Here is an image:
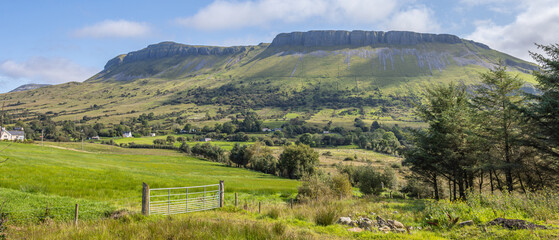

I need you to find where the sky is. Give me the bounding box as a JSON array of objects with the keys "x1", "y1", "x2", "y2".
[{"x1": 0, "y1": 0, "x2": 558, "y2": 93}]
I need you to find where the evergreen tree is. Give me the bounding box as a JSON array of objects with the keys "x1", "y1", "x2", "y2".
[
  {"x1": 471, "y1": 63, "x2": 528, "y2": 193},
  {"x1": 404, "y1": 83, "x2": 472, "y2": 199},
  {"x1": 526, "y1": 44, "x2": 559, "y2": 155}
]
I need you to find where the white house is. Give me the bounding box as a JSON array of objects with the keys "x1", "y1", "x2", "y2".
[
  {"x1": 122, "y1": 132, "x2": 133, "y2": 138},
  {"x1": 203, "y1": 138, "x2": 211, "y2": 142},
  {"x1": 1, "y1": 127, "x2": 25, "y2": 141}
]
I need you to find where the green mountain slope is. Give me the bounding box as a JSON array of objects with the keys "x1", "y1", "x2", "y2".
[{"x1": 1, "y1": 30, "x2": 537, "y2": 129}]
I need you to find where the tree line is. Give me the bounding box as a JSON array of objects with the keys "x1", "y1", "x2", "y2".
[{"x1": 405, "y1": 44, "x2": 559, "y2": 200}]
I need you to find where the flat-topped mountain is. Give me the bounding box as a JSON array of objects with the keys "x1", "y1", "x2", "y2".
[
  {"x1": 269, "y1": 30, "x2": 468, "y2": 47},
  {"x1": 3, "y1": 30, "x2": 538, "y2": 127},
  {"x1": 89, "y1": 30, "x2": 534, "y2": 83}
]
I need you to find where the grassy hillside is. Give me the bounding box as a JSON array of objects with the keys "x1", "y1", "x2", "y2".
[
  {"x1": 0, "y1": 142, "x2": 298, "y2": 223},
  {"x1": 0, "y1": 33, "x2": 538, "y2": 133}
]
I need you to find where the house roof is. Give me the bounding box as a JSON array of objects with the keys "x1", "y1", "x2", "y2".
[{"x1": 7, "y1": 131, "x2": 24, "y2": 136}]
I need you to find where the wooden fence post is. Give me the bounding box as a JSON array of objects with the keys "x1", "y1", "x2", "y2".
[
  {"x1": 142, "y1": 182, "x2": 150, "y2": 216},
  {"x1": 74, "y1": 203, "x2": 79, "y2": 226},
  {"x1": 290, "y1": 198, "x2": 293, "y2": 209},
  {"x1": 219, "y1": 180, "x2": 224, "y2": 208},
  {"x1": 235, "y1": 192, "x2": 238, "y2": 207},
  {"x1": 259, "y1": 202, "x2": 261, "y2": 214}
]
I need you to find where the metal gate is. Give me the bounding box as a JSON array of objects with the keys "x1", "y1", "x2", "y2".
[{"x1": 142, "y1": 181, "x2": 223, "y2": 215}]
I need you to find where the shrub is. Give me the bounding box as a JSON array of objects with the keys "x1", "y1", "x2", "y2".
[
  {"x1": 267, "y1": 207, "x2": 282, "y2": 219},
  {"x1": 297, "y1": 174, "x2": 332, "y2": 201},
  {"x1": 314, "y1": 206, "x2": 338, "y2": 226},
  {"x1": 330, "y1": 174, "x2": 353, "y2": 198},
  {"x1": 278, "y1": 144, "x2": 319, "y2": 179}
]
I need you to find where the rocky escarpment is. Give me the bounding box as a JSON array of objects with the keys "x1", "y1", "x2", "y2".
[
  {"x1": 104, "y1": 41, "x2": 247, "y2": 70},
  {"x1": 270, "y1": 30, "x2": 466, "y2": 48}
]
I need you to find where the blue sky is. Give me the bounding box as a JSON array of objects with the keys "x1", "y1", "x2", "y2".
[{"x1": 0, "y1": 0, "x2": 558, "y2": 93}]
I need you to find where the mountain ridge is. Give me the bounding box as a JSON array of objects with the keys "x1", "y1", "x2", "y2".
[{"x1": 9, "y1": 84, "x2": 51, "y2": 93}]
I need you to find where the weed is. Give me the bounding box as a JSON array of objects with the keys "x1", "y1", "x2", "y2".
[{"x1": 314, "y1": 205, "x2": 338, "y2": 226}]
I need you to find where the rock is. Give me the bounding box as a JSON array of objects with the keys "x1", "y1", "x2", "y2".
[
  {"x1": 109, "y1": 209, "x2": 132, "y2": 220},
  {"x1": 392, "y1": 228, "x2": 406, "y2": 233},
  {"x1": 393, "y1": 220, "x2": 405, "y2": 229},
  {"x1": 376, "y1": 216, "x2": 389, "y2": 228},
  {"x1": 487, "y1": 218, "x2": 548, "y2": 230},
  {"x1": 379, "y1": 226, "x2": 391, "y2": 233},
  {"x1": 348, "y1": 227, "x2": 363, "y2": 233},
  {"x1": 104, "y1": 42, "x2": 247, "y2": 70},
  {"x1": 338, "y1": 217, "x2": 353, "y2": 225},
  {"x1": 357, "y1": 217, "x2": 374, "y2": 229},
  {"x1": 269, "y1": 30, "x2": 464, "y2": 48},
  {"x1": 392, "y1": 211, "x2": 399, "y2": 214},
  {"x1": 459, "y1": 220, "x2": 474, "y2": 227}
]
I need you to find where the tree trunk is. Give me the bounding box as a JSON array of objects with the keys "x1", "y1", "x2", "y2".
[
  {"x1": 489, "y1": 170, "x2": 494, "y2": 194},
  {"x1": 433, "y1": 175, "x2": 439, "y2": 200},
  {"x1": 453, "y1": 178, "x2": 457, "y2": 201},
  {"x1": 479, "y1": 170, "x2": 484, "y2": 195},
  {"x1": 517, "y1": 172, "x2": 527, "y2": 194},
  {"x1": 448, "y1": 177, "x2": 452, "y2": 201}
]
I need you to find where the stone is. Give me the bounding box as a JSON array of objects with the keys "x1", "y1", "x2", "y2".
[
  {"x1": 379, "y1": 226, "x2": 391, "y2": 233},
  {"x1": 487, "y1": 218, "x2": 548, "y2": 230},
  {"x1": 357, "y1": 217, "x2": 374, "y2": 229},
  {"x1": 348, "y1": 227, "x2": 363, "y2": 232},
  {"x1": 338, "y1": 217, "x2": 353, "y2": 225},
  {"x1": 459, "y1": 220, "x2": 474, "y2": 227},
  {"x1": 391, "y1": 220, "x2": 405, "y2": 229},
  {"x1": 376, "y1": 216, "x2": 389, "y2": 228}
]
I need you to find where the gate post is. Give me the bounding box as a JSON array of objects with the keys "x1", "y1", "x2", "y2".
[
  {"x1": 219, "y1": 180, "x2": 224, "y2": 208},
  {"x1": 142, "y1": 182, "x2": 150, "y2": 216}
]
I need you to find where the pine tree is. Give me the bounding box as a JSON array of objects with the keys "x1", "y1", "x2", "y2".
[
  {"x1": 471, "y1": 62, "x2": 527, "y2": 192},
  {"x1": 527, "y1": 44, "x2": 559, "y2": 155}
]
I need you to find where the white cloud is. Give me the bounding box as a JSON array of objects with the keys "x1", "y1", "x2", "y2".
[
  {"x1": 176, "y1": 0, "x2": 398, "y2": 30},
  {"x1": 73, "y1": 20, "x2": 150, "y2": 38},
  {"x1": 467, "y1": 0, "x2": 559, "y2": 61},
  {"x1": 388, "y1": 6, "x2": 441, "y2": 33},
  {"x1": 0, "y1": 57, "x2": 99, "y2": 84}
]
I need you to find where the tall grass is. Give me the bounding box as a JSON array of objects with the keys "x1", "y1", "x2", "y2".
[{"x1": 424, "y1": 191, "x2": 559, "y2": 227}]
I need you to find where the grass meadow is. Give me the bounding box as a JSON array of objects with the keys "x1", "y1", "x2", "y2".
[{"x1": 0, "y1": 142, "x2": 297, "y2": 224}]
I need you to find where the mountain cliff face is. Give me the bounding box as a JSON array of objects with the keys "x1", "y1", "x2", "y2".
[
  {"x1": 269, "y1": 30, "x2": 468, "y2": 47},
  {"x1": 103, "y1": 42, "x2": 248, "y2": 70},
  {"x1": 88, "y1": 30, "x2": 535, "y2": 84}
]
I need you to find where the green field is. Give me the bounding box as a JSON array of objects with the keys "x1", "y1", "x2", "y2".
[
  {"x1": 111, "y1": 136, "x2": 257, "y2": 150},
  {"x1": 0, "y1": 142, "x2": 298, "y2": 223}
]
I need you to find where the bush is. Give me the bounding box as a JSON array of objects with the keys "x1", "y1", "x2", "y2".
[
  {"x1": 278, "y1": 144, "x2": 319, "y2": 179},
  {"x1": 330, "y1": 174, "x2": 353, "y2": 198},
  {"x1": 179, "y1": 142, "x2": 191, "y2": 154},
  {"x1": 314, "y1": 206, "x2": 338, "y2": 226},
  {"x1": 357, "y1": 166, "x2": 395, "y2": 195},
  {"x1": 297, "y1": 173, "x2": 352, "y2": 201},
  {"x1": 191, "y1": 143, "x2": 227, "y2": 163}
]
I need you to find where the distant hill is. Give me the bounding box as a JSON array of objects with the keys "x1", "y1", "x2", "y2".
[
  {"x1": 0, "y1": 30, "x2": 538, "y2": 129},
  {"x1": 9, "y1": 84, "x2": 50, "y2": 93}
]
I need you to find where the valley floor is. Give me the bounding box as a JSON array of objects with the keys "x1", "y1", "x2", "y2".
[{"x1": 0, "y1": 142, "x2": 558, "y2": 239}]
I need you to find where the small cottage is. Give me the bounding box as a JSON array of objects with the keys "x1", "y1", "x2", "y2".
[{"x1": 1, "y1": 127, "x2": 25, "y2": 141}]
